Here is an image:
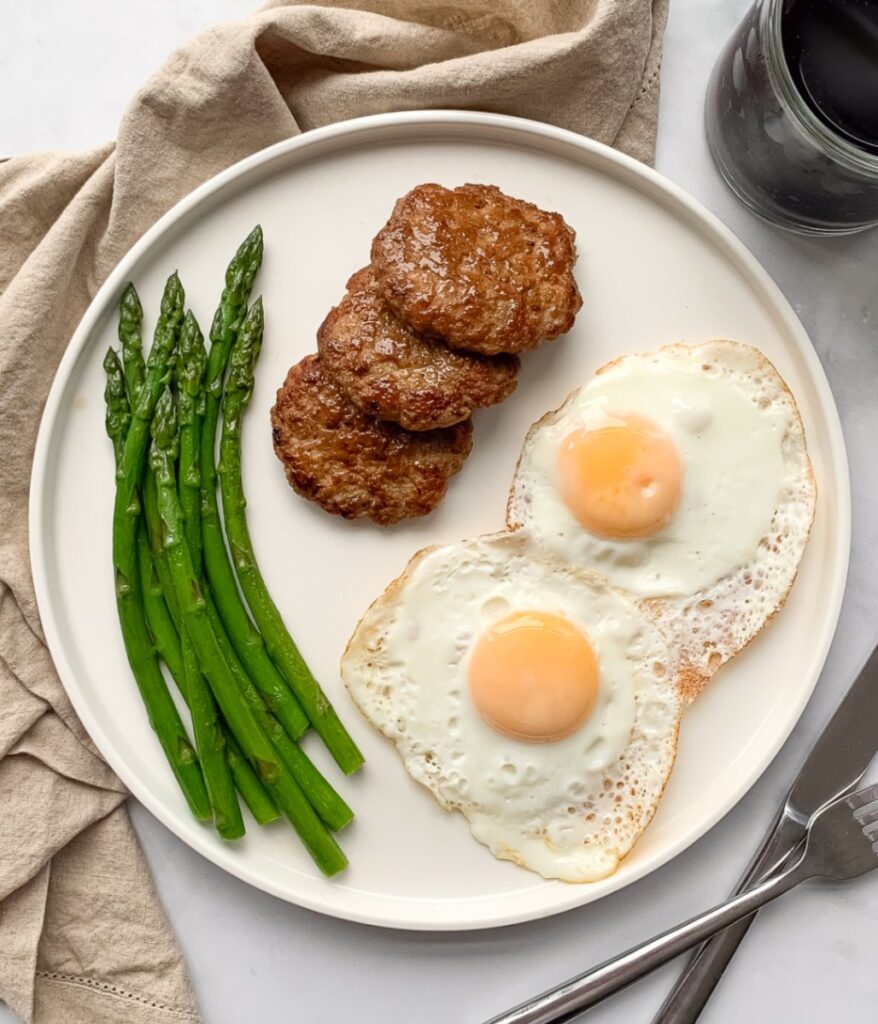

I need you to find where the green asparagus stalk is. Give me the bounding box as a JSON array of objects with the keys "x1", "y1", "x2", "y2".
[
  {"x1": 107, "y1": 344, "x2": 175, "y2": 687},
  {"x1": 145, "y1": 449, "x2": 350, "y2": 830},
  {"x1": 177, "y1": 311, "x2": 207, "y2": 573},
  {"x1": 107, "y1": 350, "x2": 166, "y2": 673},
  {"x1": 175, "y1": 309, "x2": 276, "y2": 823},
  {"x1": 171, "y1": 310, "x2": 245, "y2": 837},
  {"x1": 150, "y1": 455, "x2": 349, "y2": 830},
  {"x1": 198, "y1": 230, "x2": 309, "y2": 741},
  {"x1": 220, "y1": 299, "x2": 364, "y2": 776},
  {"x1": 115, "y1": 286, "x2": 169, "y2": 666},
  {"x1": 140, "y1": 470, "x2": 279, "y2": 826},
  {"x1": 203, "y1": 594, "x2": 352, "y2": 832},
  {"x1": 108, "y1": 347, "x2": 177, "y2": 689},
  {"x1": 207, "y1": 227, "x2": 263, "y2": 397},
  {"x1": 150, "y1": 388, "x2": 347, "y2": 876},
  {"x1": 113, "y1": 287, "x2": 241, "y2": 831},
  {"x1": 156, "y1": 409, "x2": 244, "y2": 840},
  {"x1": 103, "y1": 349, "x2": 130, "y2": 467},
  {"x1": 188, "y1": 275, "x2": 351, "y2": 828},
  {"x1": 140, "y1": 571, "x2": 279, "y2": 826},
  {"x1": 182, "y1": 557, "x2": 244, "y2": 838},
  {"x1": 137, "y1": 521, "x2": 177, "y2": 661},
  {"x1": 112, "y1": 281, "x2": 276, "y2": 828},
  {"x1": 108, "y1": 277, "x2": 210, "y2": 820},
  {"x1": 118, "y1": 283, "x2": 145, "y2": 403},
  {"x1": 224, "y1": 747, "x2": 279, "y2": 825},
  {"x1": 124, "y1": 271, "x2": 183, "y2": 451}
]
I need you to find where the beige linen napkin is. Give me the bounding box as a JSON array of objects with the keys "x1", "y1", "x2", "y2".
[{"x1": 0, "y1": 2, "x2": 669, "y2": 1021}]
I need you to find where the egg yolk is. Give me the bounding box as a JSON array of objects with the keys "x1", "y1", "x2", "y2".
[
  {"x1": 468, "y1": 611, "x2": 598, "y2": 743},
  {"x1": 557, "y1": 416, "x2": 682, "y2": 539}
]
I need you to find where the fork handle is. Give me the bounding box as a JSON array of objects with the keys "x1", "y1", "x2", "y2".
[
  {"x1": 484, "y1": 858, "x2": 810, "y2": 1024},
  {"x1": 650, "y1": 813, "x2": 804, "y2": 1024}
]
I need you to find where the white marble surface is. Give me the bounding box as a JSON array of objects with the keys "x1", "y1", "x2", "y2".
[{"x1": 4, "y1": 1, "x2": 878, "y2": 1022}]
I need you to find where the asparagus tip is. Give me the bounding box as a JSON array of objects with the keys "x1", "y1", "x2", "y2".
[
  {"x1": 120, "y1": 282, "x2": 143, "y2": 316},
  {"x1": 151, "y1": 386, "x2": 178, "y2": 446},
  {"x1": 231, "y1": 226, "x2": 264, "y2": 275}
]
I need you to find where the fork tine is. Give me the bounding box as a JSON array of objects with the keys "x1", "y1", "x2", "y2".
[
  {"x1": 853, "y1": 798, "x2": 878, "y2": 826},
  {"x1": 848, "y1": 783, "x2": 878, "y2": 814},
  {"x1": 850, "y1": 781, "x2": 878, "y2": 802},
  {"x1": 846, "y1": 786, "x2": 878, "y2": 861}
]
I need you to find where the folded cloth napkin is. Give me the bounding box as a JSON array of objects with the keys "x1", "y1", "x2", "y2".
[{"x1": 0, "y1": 1, "x2": 669, "y2": 1020}]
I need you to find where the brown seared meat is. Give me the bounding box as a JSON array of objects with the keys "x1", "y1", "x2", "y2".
[
  {"x1": 270, "y1": 355, "x2": 473, "y2": 525},
  {"x1": 371, "y1": 183, "x2": 582, "y2": 356},
  {"x1": 317, "y1": 267, "x2": 520, "y2": 431}
]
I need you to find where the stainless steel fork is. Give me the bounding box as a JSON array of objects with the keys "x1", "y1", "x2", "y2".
[{"x1": 484, "y1": 784, "x2": 878, "y2": 1024}]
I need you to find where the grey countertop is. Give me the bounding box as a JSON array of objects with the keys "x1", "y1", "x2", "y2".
[{"x1": 4, "y1": 1, "x2": 878, "y2": 1021}]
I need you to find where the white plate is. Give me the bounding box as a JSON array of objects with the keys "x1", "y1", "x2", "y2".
[{"x1": 30, "y1": 112, "x2": 850, "y2": 931}]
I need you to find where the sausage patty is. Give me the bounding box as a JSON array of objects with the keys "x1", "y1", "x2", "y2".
[
  {"x1": 370, "y1": 183, "x2": 582, "y2": 356},
  {"x1": 270, "y1": 355, "x2": 473, "y2": 525},
  {"x1": 317, "y1": 267, "x2": 520, "y2": 431}
]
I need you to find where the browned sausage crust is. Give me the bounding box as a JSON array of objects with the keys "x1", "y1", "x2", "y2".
[
  {"x1": 317, "y1": 267, "x2": 520, "y2": 431},
  {"x1": 270, "y1": 355, "x2": 473, "y2": 525},
  {"x1": 371, "y1": 183, "x2": 582, "y2": 355}
]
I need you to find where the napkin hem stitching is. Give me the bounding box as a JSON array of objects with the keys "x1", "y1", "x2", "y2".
[
  {"x1": 633, "y1": 65, "x2": 660, "y2": 106},
  {"x1": 36, "y1": 971, "x2": 200, "y2": 1020}
]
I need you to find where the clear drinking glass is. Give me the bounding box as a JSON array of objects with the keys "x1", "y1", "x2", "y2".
[{"x1": 705, "y1": 0, "x2": 878, "y2": 235}]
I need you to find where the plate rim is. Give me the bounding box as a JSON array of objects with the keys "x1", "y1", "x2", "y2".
[{"x1": 28, "y1": 109, "x2": 851, "y2": 931}]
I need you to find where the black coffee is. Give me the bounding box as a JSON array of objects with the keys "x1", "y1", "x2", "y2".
[
  {"x1": 782, "y1": 0, "x2": 878, "y2": 153},
  {"x1": 705, "y1": 0, "x2": 878, "y2": 233}
]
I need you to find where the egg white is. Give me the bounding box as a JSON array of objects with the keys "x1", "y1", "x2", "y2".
[
  {"x1": 509, "y1": 341, "x2": 816, "y2": 698},
  {"x1": 342, "y1": 533, "x2": 682, "y2": 882}
]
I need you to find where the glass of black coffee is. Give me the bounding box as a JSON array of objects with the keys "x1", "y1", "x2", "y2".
[{"x1": 706, "y1": 0, "x2": 878, "y2": 234}]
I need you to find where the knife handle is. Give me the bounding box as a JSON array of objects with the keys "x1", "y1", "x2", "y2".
[
  {"x1": 650, "y1": 811, "x2": 804, "y2": 1024},
  {"x1": 484, "y1": 853, "x2": 811, "y2": 1024}
]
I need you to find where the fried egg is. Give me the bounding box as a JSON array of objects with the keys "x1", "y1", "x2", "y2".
[
  {"x1": 342, "y1": 533, "x2": 682, "y2": 882},
  {"x1": 508, "y1": 341, "x2": 816, "y2": 698}
]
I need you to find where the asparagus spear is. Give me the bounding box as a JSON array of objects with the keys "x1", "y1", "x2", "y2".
[
  {"x1": 140, "y1": 567, "x2": 280, "y2": 826},
  {"x1": 150, "y1": 388, "x2": 347, "y2": 876},
  {"x1": 107, "y1": 346, "x2": 174, "y2": 682},
  {"x1": 177, "y1": 311, "x2": 207, "y2": 572},
  {"x1": 103, "y1": 349, "x2": 130, "y2": 467},
  {"x1": 148, "y1": 442, "x2": 351, "y2": 830},
  {"x1": 223, "y1": 745, "x2": 279, "y2": 825},
  {"x1": 140, "y1": 469, "x2": 279, "y2": 826},
  {"x1": 106, "y1": 350, "x2": 166, "y2": 664},
  {"x1": 114, "y1": 288, "x2": 173, "y2": 671},
  {"x1": 195, "y1": 283, "x2": 352, "y2": 827},
  {"x1": 118, "y1": 283, "x2": 145, "y2": 403},
  {"x1": 202, "y1": 593, "x2": 352, "y2": 832},
  {"x1": 174, "y1": 312, "x2": 246, "y2": 837},
  {"x1": 137, "y1": 518, "x2": 178, "y2": 664},
  {"x1": 199, "y1": 230, "x2": 309, "y2": 741},
  {"x1": 112, "y1": 282, "x2": 276, "y2": 827},
  {"x1": 165, "y1": 541, "x2": 347, "y2": 828},
  {"x1": 112, "y1": 287, "x2": 245, "y2": 833},
  {"x1": 220, "y1": 299, "x2": 364, "y2": 776},
  {"x1": 148, "y1": 456, "x2": 350, "y2": 831},
  {"x1": 156, "y1": 405, "x2": 244, "y2": 840},
  {"x1": 108, "y1": 277, "x2": 210, "y2": 820}
]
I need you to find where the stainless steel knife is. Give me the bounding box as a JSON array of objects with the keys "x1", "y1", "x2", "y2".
[{"x1": 651, "y1": 637, "x2": 878, "y2": 1024}]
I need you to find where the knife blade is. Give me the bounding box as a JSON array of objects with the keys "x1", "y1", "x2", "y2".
[
  {"x1": 783, "y1": 639, "x2": 878, "y2": 823},
  {"x1": 652, "y1": 637, "x2": 878, "y2": 1024}
]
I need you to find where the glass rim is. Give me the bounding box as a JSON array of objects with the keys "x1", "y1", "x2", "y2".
[{"x1": 762, "y1": 0, "x2": 878, "y2": 174}]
